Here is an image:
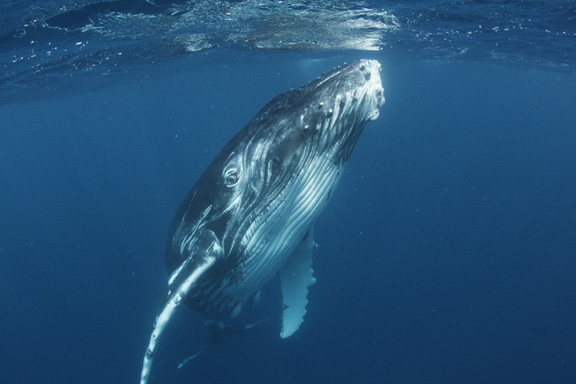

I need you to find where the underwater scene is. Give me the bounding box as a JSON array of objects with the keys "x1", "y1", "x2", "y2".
[{"x1": 1, "y1": 1, "x2": 576, "y2": 383}]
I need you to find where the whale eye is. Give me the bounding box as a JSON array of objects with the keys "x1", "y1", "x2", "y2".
[
  {"x1": 270, "y1": 155, "x2": 283, "y2": 172},
  {"x1": 223, "y1": 167, "x2": 240, "y2": 187}
]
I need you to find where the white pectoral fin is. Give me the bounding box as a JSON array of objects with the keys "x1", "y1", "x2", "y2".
[
  {"x1": 140, "y1": 230, "x2": 221, "y2": 384},
  {"x1": 278, "y1": 228, "x2": 318, "y2": 338}
]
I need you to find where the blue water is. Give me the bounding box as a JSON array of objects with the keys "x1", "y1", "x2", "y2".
[{"x1": 2, "y1": 2, "x2": 576, "y2": 384}]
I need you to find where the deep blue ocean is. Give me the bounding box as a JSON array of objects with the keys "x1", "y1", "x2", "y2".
[{"x1": 1, "y1": 1, "x2": 576, "y2": 384}]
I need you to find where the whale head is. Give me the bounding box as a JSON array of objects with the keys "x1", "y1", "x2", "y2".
[
  {"x1": 252, "y1": 59, "x2": 385, "y2": 166},
  {"x1": 167, "y1": 60, "x2": 385, "y2": 281}
]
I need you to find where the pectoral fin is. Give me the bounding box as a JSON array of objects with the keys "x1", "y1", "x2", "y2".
[
  {"x1": 278, "y1": 228, "x2": 317, "y2": 338},
  {"x1": 140, "y1": 230, "x2": 221, "y2": 384}
]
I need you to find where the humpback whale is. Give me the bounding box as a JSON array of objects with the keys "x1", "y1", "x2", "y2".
[{"x1": 140, "y1": 59, "x2": 385, "y2": 384}]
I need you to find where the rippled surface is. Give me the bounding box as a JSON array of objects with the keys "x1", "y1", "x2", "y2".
[{"x1": 1, "y1": 0, "x2": 575, "y2": 104}]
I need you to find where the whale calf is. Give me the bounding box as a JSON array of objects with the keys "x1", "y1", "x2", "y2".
[{"x1": 140, "y1": 59, "x2": 385, "y2": 384}]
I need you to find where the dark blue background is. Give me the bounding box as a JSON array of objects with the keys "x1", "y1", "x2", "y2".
[{"x1": 2, "y1": 53, "x2": 576, "y2": 383}]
